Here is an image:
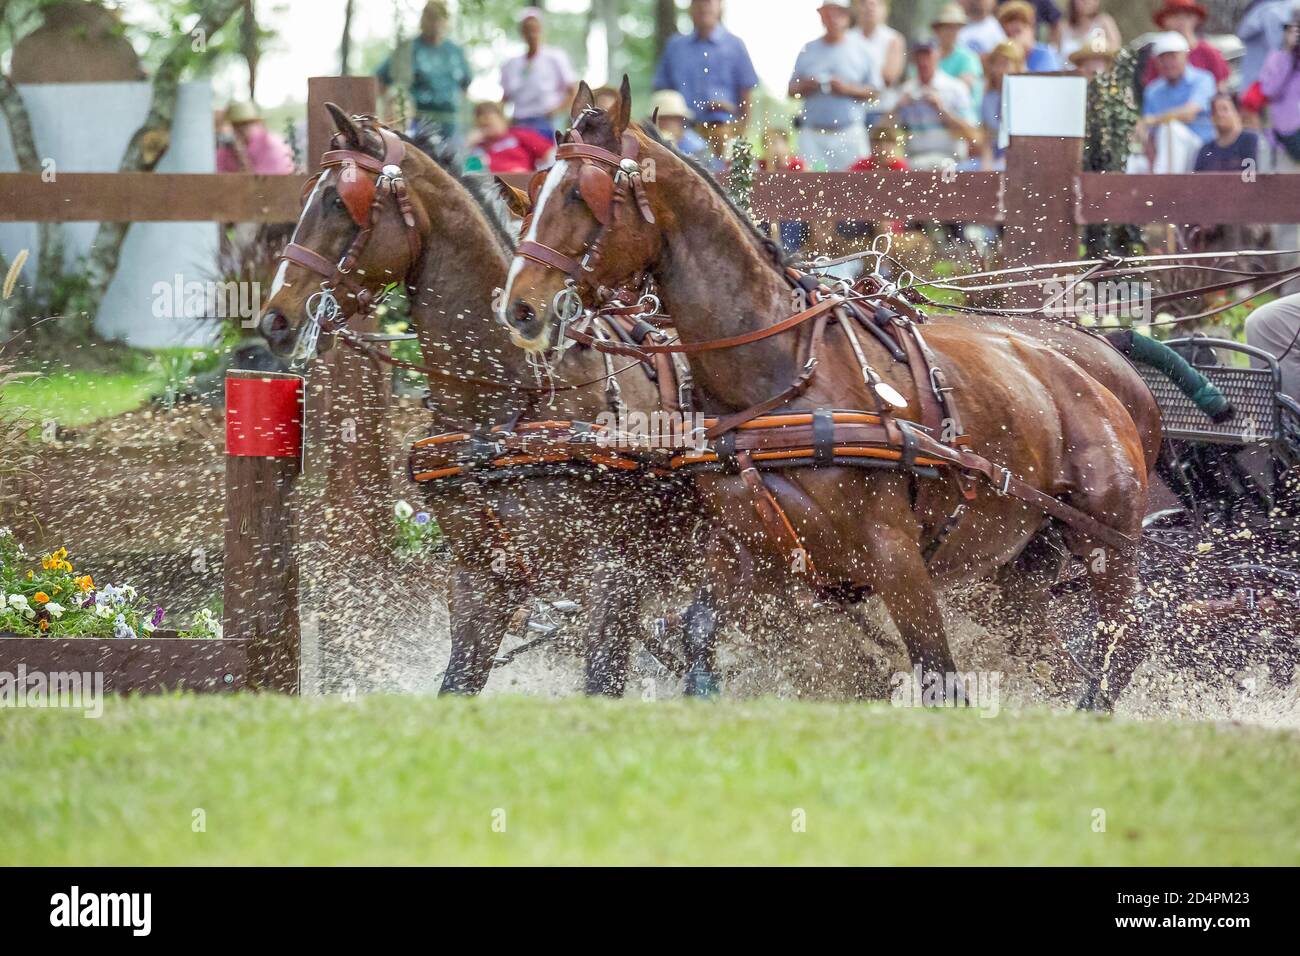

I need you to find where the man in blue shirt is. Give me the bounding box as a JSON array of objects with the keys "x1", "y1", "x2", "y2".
[
  {"x1": 1142, "y1": 31, "x2": 1216, "y2": 150},
  {"x1": 789, "y1": 2, "x2": 880, "y2": 171},
  {"x1": 653, "y1": 0, "x2": 759, "y2": 159}
]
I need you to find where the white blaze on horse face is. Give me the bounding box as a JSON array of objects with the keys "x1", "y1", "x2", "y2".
[
  {"x1": 270, "y1": 171, "x2": 330, "y2": 302},
  {"x1": 502, "y1": 159, "x2": 570, "y2": 312}
]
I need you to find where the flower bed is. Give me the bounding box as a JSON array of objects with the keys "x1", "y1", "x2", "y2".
[
  {"x1": 0, "y1": 530, "x2": 248, "y2": 693},
  {"x1": 0, "y1": 528, "x2": 218, "y2": 639}
]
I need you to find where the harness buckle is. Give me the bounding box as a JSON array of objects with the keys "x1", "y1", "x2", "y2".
[{"x1": 996, "y1": 468, "x2": 1013, "y2": 496}]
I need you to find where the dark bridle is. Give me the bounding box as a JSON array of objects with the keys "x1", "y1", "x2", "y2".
[{"x1": 281, "y1": 119, "x2": 424, "y2": 355}]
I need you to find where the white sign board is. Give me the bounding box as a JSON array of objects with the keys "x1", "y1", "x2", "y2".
[{"x1": 1000, "y1": 74, "x2": 1088, "y2": 150}]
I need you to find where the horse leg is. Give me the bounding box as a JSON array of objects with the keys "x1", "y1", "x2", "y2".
[
  {"x1": 680, "y1": 531, "x2": 752, "y2": 697},
  {"x1": 867, "y1": 526, "x2": 964, "y2": 705},
  {"x1": 439, "y1": 562, "x2": 518, "y2": 696},
  {"x1": 991, "y1": 528, "x2": 1073, "y2": 690},
  {"x1": 584, "y1": 563, "x2": 638, "y2": 697},
  {"x1": 1077, "y1": 547, "x2": 1149, "y2": 712}
]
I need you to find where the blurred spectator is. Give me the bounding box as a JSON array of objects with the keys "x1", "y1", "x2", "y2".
[
  {"x1": 1142, "y1": 0, "x2": 1230, "y2": 89},
  {"x1": 376, "y1": 1, "x2": 471, "y2": 142},
  {"x1": 850, "y1": 123, "x2": 909, "y2": 170},
  {"x1": 467, "y1": 102, "x2": 554, "y2": 174},
  {"x1": 856, "y1": 0, "x2": 906, "y2": 87},
  {"x1": 1000, "y1": 0, "x2": 1061, "y2": 36},
  {"x1": 1260, "y1": 12, "x2": 1300, "y2": 260},
  {"x1": 1068, "y1": 29, "x2": 1118, "y2": 78},
  {"x1": 216, "y1": 101, "x2": 294, "y2": 174},
  {"x1": 1238, "y1": 0, "x2": 1290, "y2": 89},
  {"x1": 1139, "y1": 32, "x2": 1215, "y2": 172},
  {"x1": 1244, "y1": 293, "x2": 1300, "y2": 397},
  {"x1": 1057, "y1": 0, "x2": 1121, "y2": 61},
  {"x1": 1194, "y1": 93, "x2": 1259, "y2": 171},
  {"x1": 997, "y1": 1, "x2": 1063, "y2": 72},
  {"x1": 789, "y1": 2, "x2": 880, "y2": 171},
  {"x1": 760, "y1": 127, "x2": 805, "y2": 170},
  {"x1": 894, "y1": 39, "x2": 978, "y2": 170},
  {"x1": 760, "y1": 128, "x2": 806, "y2": 253},
  {"x1": 592, "y1": 86, "x2": 621, "y2": 113},
  {"x1": 959, "y1": 0, "x2": 1007, "y2": 54},
  {"x1": 978, "y1": 40, "x2": 1024, "y2": 168},
  {"x1": 649, "y1": 90, "x2": 719, "y2": 171},
  {"x1": 500, "y1": 7, "x2": 577, "y2": 141},
  {"x1": 851, "y1": 126, "x2": 909, "y2": 237},
  {"x1": 653, "y1": 0, "x2": 759, "y2": 158},
  {"x1": 933, "y1": 4, "x2": 984, "y2": 94}
]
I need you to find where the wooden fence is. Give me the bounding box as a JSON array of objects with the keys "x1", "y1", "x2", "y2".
[{"x1": 2, "y1": 75, "x2": 1298, "y2": 694}]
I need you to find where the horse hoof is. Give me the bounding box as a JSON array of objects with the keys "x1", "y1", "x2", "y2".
[
  {"x1": 1076, "y1": 682, "x2": 1114, "y2": 713},
  {"x1": 684, "y1": 667, "x2": 721, "y2": 698}
]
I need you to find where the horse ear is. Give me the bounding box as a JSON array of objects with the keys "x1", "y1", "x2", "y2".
[
  {"x1": 570, "y1": 81, "x2": 595, "y2": 122},
  {"x1": 325, "y1": 102, "x2": 364, "y2": 150},
  {"x1": 614, "y1": 75, "x2": 633, "y2": 137},
  {"x1": 650, "y1": 108, "x2": 660, "y2": 128},
  {"x1": 494, "y1": 175, "x2": 532, "y2": 219}
]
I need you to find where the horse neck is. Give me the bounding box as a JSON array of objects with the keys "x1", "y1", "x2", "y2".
[
  {"x1": 650, "y1": 151, "x2": 800, "y2": 413},
  {"x1": 406, "y1": 168, "x2": 608, "y2": 425}
]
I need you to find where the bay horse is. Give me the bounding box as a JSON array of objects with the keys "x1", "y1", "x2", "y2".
[
  {"x1": 500, "y1": 84, "x2": 1163, "y2": 710},
  {"x1": 257, "y1": 105, "x2": 700, "y2": 696}
]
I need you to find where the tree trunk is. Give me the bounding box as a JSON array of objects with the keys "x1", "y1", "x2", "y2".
[
  {"x1": 602, "y1": 0, "x2": 624, "y2": 82},
  {"x1": 241, "y1": 0, "x2": 260, "y2": 99},
  {"x1": 654, "y1": 0, "x2": 677, "y2": 60},
  {"x1": 69, "y1": 0, "x2": 244, "y2": 329},
  {"x1": 340, "y1": 0, "x2": 355, "y2": 75},
  {"x1": 0, "y1": 70, "x2": 64, "y2": 319}
]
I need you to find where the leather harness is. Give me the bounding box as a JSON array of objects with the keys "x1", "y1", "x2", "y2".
[{"x1": 505, "y1": 127, "x2": 1140, "y2": 586}]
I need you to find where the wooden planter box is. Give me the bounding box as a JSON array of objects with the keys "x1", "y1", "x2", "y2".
[{"x1": 0, "y1": 631, "x2": 248, "y2": 693}]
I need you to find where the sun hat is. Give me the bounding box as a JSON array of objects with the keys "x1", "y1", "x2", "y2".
[
  {"x1": 931, "y1": 3, "x2": 968, "y2": 28},
  {"x1": 650, "y1": 89, "x2": 693, "y2": 120},
  {"x1": 225, "y1": 101, "x2": 261, "y2": 124},
  {"x1": 1153, "y1": 0, "x2": 1207, "y2": 30},
  {"x1": 1149, "y1": 31, "x2": 1192, "y2": 57}
]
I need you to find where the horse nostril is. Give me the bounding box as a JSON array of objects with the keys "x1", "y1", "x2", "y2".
[
  {"x1": 262, "y1": 309, "x2": 289, "y2": 335},
  {"x1": 511, "y1": 299, "x2": 537, "y2": 328}
]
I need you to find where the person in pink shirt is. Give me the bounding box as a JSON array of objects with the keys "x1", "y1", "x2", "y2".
[
  {"x1": 216, "y1": 101, "x2": 295, "y2": 174},
  {"x1": 500, "y1": 7, "x2": 578, "y2": 141}
]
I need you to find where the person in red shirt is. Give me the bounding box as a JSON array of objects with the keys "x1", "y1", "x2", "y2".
[
  {"x1": 1142, "y1": 0, "x2": 1230, "y2": 89},
  {"x1": 468, "y1": 101, "x2": 554, "y2": 173}
]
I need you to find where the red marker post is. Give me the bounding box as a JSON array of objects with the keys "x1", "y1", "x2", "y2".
[{"x1": 223, "y1": 371, "x2": 304, "y2": 693}]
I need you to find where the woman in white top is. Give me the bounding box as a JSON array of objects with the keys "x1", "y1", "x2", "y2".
[
  {"x1": 856, "y1": 0, "x2": 905, "y2": 83},
  {"x1": 856, "y1": 0, "x2": 905, "y2": 115},
  {"x1": 1056, "y1": 0, "x2": 1122, "y2": 60}
]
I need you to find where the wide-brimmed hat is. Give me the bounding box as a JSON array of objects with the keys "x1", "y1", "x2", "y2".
[
  {"x1": 996, "y1": 0, "x2": 1036, "y2": 27},
  {"x1": 1149, "y1": 31, "x2": 1191, "y2": 57},
  {"x1": 931, "y1": 3, "x2": 968, "y2": 28},
  {"x1": 1153, "y1": 0, "x2": 1207, "y2": 29},
  {"x1": 225, "y1": 100, "x2": 261, "y2": 124},
  {"x1": 1069, "y1": 29, "x2": 1118, "y2": 66},
  {"x1": 649, "y1": 89, "x2": 693, "y2": 120}
]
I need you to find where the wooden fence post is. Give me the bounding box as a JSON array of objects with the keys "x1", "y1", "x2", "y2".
[
  {"x1": 999, "y1": 74, "x2": 1087, "y2": 308},
  {"x1": 223, "y1": 370, "x2": 303, "y2": 692},
  {"x1": 301, "y1": 76, "x2": 394, "y2": 693}
]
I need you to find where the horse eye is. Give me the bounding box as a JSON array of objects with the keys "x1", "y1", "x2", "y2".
[
  {"x1": 568, "y1": 187, "x2": 583, "y2": 203},
  {"x1": 332, "y1": 194, "x2": 347, "y2": 211}
]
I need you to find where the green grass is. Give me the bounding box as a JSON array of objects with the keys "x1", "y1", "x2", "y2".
[
  {"x1": 2, "y1": 696, "x2": 1297, "y2": 865},
  {"x1": 0, "y1": 369, "x2": 162, "y2": 431}
]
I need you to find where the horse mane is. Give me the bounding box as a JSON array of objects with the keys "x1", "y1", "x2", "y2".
[
  {"x1": 635, "y1": 122, "x2": 790, "y2": 272},
  {"x1": 366, "y1": 120, "x2": 518, "y2": 256}
]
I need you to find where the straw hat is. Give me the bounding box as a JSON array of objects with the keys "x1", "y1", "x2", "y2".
[
  {"x1": 650, "y1": 89, "x2": 693, "y2": 120},
  {"x1": 931, "y1": 3, "x2": 968, "y2": 28},
  {"x1": 225, "y1": 101, "x2": 261, "y2": 124}
]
